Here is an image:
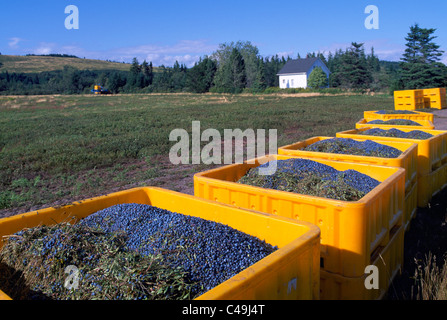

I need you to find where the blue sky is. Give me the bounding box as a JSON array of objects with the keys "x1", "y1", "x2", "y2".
[{"x1": 1, "y1": 0, "x2": 447, "y2": 67}]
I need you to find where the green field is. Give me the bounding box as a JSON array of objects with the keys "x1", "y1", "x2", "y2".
[
  {"x1": 0, "y1": 92, "x2": 394, "y2": 214},
  {"x1": 0, "y1": 55, "x2": 131, "y2": 73}
]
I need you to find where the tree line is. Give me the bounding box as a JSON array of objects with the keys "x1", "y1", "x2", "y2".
[{"x1": 1, "y1": 24, "x2": 446, "y2": 95}]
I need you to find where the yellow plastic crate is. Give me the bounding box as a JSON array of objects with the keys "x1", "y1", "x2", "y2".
[
  {"x1": 0, "y1": 290, "x2": 11, "y2": 301},
  {"x1": 0, "y1": 187, "x2": 321, "y2": 301},
  {"x1": 336, "y1": 127, "x2": 447, "y2": 176},
  {"x1": 194, "y1": 154, "x2": 405, "y2": 278},
  {"x1": 405, "y1": 181, "x2": 418, "y2": 230},
  {"x1": 336, "y1": 128, "x2": 447, "y2": 207},
  {"x1": 363, "y1": 110, "x2": 434, "y2": 123},
  {"x1": 356, "y1": 118, "x2": 435, "y2": 130},
  {"x1": 417, "y1": 161, "x2": 447, "y2": 207},
  {"x1": 320, "y1": 224, "x2": 404, "y2": 300},
  {"x1": 277, "y1": 136, "x2": 418, "y2": 230},
  {"x1": 422, "y1": 88, "x2": 446, "y2": 109},
  {"x1": 394, "y1": 89, "x2": 425, "y2": 110}
]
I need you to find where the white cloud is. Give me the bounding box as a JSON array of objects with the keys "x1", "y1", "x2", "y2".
[
  {"x1": 34, "y1": 46, "x2": 53, "y2": 55},
  {"x1": 317, "y1": 39, "x2": 405, "y2": 62},
  {"x1": 109, "y1": 39, "x2": 218, "y2": 67},
  {"x1": 275, "y1": 51, "x2": 294, "y2": 59},
  {"x1": 8, "y1": 37, "x2": 22, "y2": 48}
]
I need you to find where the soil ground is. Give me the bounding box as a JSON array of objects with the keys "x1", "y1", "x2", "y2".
[{"x1": 432, "y1": 108, "x2": 447, "y2": 130}]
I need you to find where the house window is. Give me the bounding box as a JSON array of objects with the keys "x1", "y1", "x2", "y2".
[
  {"x1": 291, "y1": 79, "x2": 294, "y2": 86},
  {"x1": 283, "y1": 79, "x2": 285, "y2": 84}
]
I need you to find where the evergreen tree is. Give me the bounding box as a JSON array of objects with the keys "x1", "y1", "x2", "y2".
[
  {"x1": 330, "y1": 43, "x2": 373, "y2": 89},
  {"x1": 186, "y1": 56, "x2": 217, "y2": 93},
  {"x1": 251, "y1": 58, "x2": 267, "y2": 92},
  {"x1": 107, "y1": 72, "x2": 126, "y2": 93},
  {"x1": 228, "y1": 48, "x2": 246, "y2": 92},
  {"x1": 126, "y1": 57, "x2": 142, "y2": 89},
  {"x1": 263, "y1": 55, "x2": 287, "y2": 87},
  {"x1": 146, "y1": 61, "x2": 154, "y2": 86},
  {"x1": 367, "y1": 47, "x2": 380, "y2": 72},
  {"x1": 141, "y1": 60, "x2": 149, "y2": 76},
  {"x1": 398, "y1": 24, "x2": 447, "y2": 89},
  {"x1": 130, "y1": 58, "x2": 141, "y2": 75},
  {"x1": 171, "y1": 61, "x2": 187, "y2": 91}
]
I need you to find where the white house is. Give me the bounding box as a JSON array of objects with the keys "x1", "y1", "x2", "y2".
[{"x1": 277, "y1": 57, "x2": 330, "y2": 89}]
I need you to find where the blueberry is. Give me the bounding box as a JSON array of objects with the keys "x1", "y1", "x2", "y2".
[
  {"x1": 238, "y1": 158, "x2": 380, "y2": 201},
  {"x1": 360, "y1": 128, "x2": 433, "y2": 140},
  {"x1": 375, "y1": 110, "x2": 417, "y2": 115},
  {"x1": 303, "y1": 138, "x2": 402, "y2": 158},
  {"x1": 77, "y1": 203, "x2": 278, "y2": 297}
]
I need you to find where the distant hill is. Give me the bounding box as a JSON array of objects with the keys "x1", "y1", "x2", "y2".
[{"x1": 0, "y1": 54, "x2": 132, "y2": 73}]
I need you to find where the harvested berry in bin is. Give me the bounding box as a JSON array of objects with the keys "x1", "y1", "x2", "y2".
[
  {"x1": 0, "y1": 204, "x2": 277, "y2": 300},
  {"x1": 358, "y1": 128, "x2": 434, "y2": 140},
  {"x1": 237, "y1": 158, "x2": 380, "y2": 202},
  {"x1": 375, "y1": 110, "x2": 417, "y2": 114},
  {"x1": 366, "y1": 119, "x2": 422, "y2": 126},
  {"x1": 302, "y1": 138, "x2": 402, "y2": 158}
]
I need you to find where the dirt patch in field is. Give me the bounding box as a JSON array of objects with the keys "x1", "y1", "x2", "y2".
[{"x1": 0, "y1": 155, "x2": 219, "y2": 219}]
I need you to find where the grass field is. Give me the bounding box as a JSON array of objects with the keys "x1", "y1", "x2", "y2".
[
  {"x1": 0, "y1": 92, "x2": 393, "y2": 214},
  {"x1": 0, "y1": 55, "x2": 131, "y2": 73},
  {"x1": 0, "y1": 92, "x2": 446, "y2": 300}
]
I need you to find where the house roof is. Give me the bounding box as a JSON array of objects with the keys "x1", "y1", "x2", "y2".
[{"x1": 277, "y1": 57, "x2": 321, "y2": 75}]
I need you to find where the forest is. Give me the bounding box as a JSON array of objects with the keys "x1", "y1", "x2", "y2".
[{"x1": 0, "y1": 24, "x2": 446, "y2": 95}]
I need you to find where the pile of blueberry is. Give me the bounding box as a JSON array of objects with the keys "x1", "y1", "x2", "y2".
[
  {"x1": 0, "y1": 222, "x2": 176, "y2": 300},
  {"x1": 303, "y1": 138, "x2": 402, "y2": 158},
  {"x1": 1, "y1": 205, "x2": 278, "y2": 300},
  {"x1": 366, "y1": 119, "x2": 422, "y2": 126},
  {"x1": 359, "y1": 128, "x2": 434, "y2": 140},
  {"x1": 238, "y1": 158, "x2": 380, "y2": 200},
  {"x1": 375, "y1": 110, "x2": 417, "y2": 114},
  {"x1": 78, "y1": 204, "x2": 278, "y2": 297}
]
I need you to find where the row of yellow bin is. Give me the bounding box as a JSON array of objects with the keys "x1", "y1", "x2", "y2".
[
  {"x1": 192, "y1": 108, "x2": 447, "y2": 300},
  {"x1": 394, "y1": 87, "x2": 446, "y2": 110},
  {"x1": 1, "y1": 108, "x2": 447, "y2": 301}
]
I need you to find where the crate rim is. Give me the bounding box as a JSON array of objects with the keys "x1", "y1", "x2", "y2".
[
  {"x1": 194, "y1": 154, "x2": 406, "y2": 207},
  {"x1": 336, "y1": 127, "x2": 447, "y2": 141},
  {"x1": 278, "y1": 136, "x2": 418, "y2": 162},
  {"x1": 356, "y1": 118, "x2": 435, "y2": 130},
  {"x1": 365, "y1": 110, "x2": 433, "y2": 116}
]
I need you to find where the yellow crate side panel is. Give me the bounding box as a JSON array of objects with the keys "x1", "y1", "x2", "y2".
[
  {"x1": 394, "y1": 89, "x2": 425, "y2": 110},
  {"x1": 0, "y1": 187, "x2": 320, "y2": 301},
  {"x1": 193, "y1": 154, "x2": 405, "y2": 278},
  {"x1": 336, "y1": 127, "x2": 447, "y2": 176},
  {"x1": 319, "y1": 224, "x2": 404, "y2": 300},
  {"x1": 417, "y1": 162, "x2": 447, "y2": 208},
  {"x1": 394, "y1": 89, "x2": 424, "y2": 99},
  {"x1": 423, "y1": 88, "x2": 447, "y2": 109},
  {"x1": 363, "y1": 110, "x2": 434, "y2": 122},
  {"x1": 404, "y1": 180, "x2": 418, "y2": 230}
]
